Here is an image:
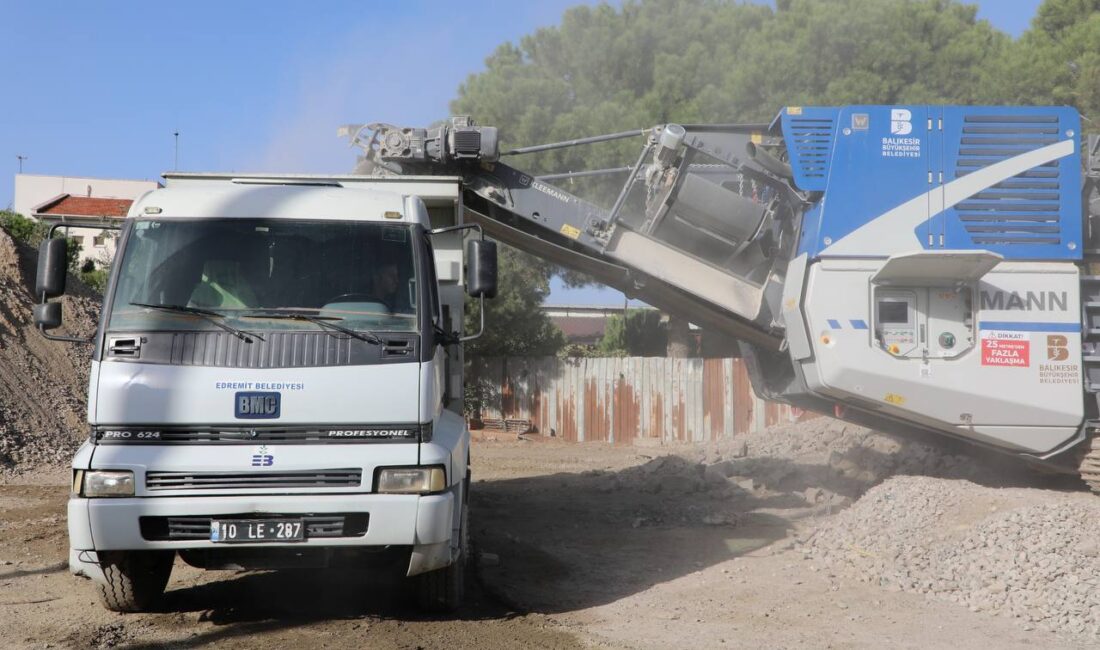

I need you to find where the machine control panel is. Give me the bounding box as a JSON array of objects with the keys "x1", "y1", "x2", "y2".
[
  {"x1": 926, "y1": 287, "x2": 974, "y2": 359},
  {"x1": 872, "y1": 286, "x2": 974, "y2": 359},
  {"x1": 875, "y1": 291, "x2": 918, "y2": 356}
]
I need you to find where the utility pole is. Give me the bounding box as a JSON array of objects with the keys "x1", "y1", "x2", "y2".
[
  {"x1": 173, "y1": 131, "x2": 179, "y2": 170},
  {"x1": 16, "y1": 155, "x2": 27, "y2": 173}
]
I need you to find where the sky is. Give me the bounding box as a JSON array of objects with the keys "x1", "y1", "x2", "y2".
[{"x1": 0, "y1": 0, "x2": 1045, "y2": 305}]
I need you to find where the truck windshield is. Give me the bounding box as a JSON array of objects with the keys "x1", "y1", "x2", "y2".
[{"x1": 108, "y1": 218, "x2": 419, "y2": 333}]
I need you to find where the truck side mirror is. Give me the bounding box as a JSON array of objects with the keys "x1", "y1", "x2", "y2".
[
  {"x1": 33, "y1": 302, "x2": 62, "y2": 330},
  {"x1": 36, "y1": 238, "x2": 68, "y2": 299},
  {"x1": 466, "y1": 239, "x2": 497, "y2": 298}
]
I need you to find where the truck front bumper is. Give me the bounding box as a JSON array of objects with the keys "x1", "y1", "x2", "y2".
[{"x1": 68, "y1": 491, "x2": 454, "y2": 575}]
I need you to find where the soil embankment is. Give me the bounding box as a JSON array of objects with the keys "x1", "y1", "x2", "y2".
[{"x1": 0, "y1": 230, "x2": 98, "y2": 472}]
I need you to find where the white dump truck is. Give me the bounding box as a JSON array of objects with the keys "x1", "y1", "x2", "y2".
[{"x1": 33, "y1": 171, "x2": 497, "y2": 612}]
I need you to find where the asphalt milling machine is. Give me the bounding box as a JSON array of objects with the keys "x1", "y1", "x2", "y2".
[{"x1": 344, "y1": 106, "x2": 1100, "y2": 488}]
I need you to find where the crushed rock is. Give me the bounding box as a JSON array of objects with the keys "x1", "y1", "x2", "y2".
[
  {"x1": 576, "y1": 455, "x2": 749, "y2": 527},
  {"x1": 568, "y1": 416, "x2": 1051, "y2": 530},
  {"x1": 90, "y1": 622, "x2": 127, "y2": 648},
  {"x1": 806, "y1": 476, "x2": 1100, "y2": 640}
]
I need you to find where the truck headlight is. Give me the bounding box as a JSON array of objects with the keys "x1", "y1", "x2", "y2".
[
  {"x1": 82, "y1": 470, "x2": 135, "y2": 497},
  {"x1": 375, "y1": 466, "x2": 446, "y2": 494}
]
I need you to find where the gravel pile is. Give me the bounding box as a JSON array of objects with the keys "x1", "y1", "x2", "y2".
[
  {"x1": 0, "y1": 230, "x2": 99, "y2": 473},
  {"x1": 568, "y1": 417, "x2": 1038, "y2": 528},
  {"x1": 806, "y1": 475, "x2": 1100, "y2": 639},
  {"x1": 571, "y1": 454, "x2": 748, "y2": 527},
  {"x1": 729, "y1": 418, "x2": 1002, "y2": 483}
]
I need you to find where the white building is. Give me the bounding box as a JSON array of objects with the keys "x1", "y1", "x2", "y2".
[{"x1": 13, "y1": 174, "x2": 160, "y2": 265}]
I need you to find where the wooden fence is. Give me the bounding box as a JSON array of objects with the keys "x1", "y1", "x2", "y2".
[{"x1": 468, "y1": 356, "x2": 803, "y2": 443}]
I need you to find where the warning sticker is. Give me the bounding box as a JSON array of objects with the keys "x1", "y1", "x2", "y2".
[
  {"x1": 981, "y1": 331, "x2": 1030, "y2": 367},
  {"x1": 559, "y1": 223, "x2": 581, "y2": 240}
]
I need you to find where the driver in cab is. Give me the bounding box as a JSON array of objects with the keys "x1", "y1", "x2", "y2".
[{"x1": 372, "y1": 260, "x2": 400, "y2": 313}]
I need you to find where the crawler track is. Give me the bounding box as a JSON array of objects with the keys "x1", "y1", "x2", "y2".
[{"x1": 1078, "y1": 435, "x2": 1100, "y2": 493}]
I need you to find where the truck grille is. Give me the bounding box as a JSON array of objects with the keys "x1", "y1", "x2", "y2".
[
  {"x1": 145, "y1": 469, "x2": 362, "y2": 491},
  {"x1": 139, "y1": 514, "x2": 369, "y2": 541}
]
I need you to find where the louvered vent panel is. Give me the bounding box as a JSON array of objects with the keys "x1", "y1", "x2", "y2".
[
  {"x1": 787, "y1": 117, "x2": 835, "y2": 191},
  {"x1": 452, "y1": 130, "x2": 482, "y2": 156},
  {"x1": 170, "y1": 331, "x2": 355, "y2": 368},
  {"x1": 953, "y1": 114, "x2": 1062, "y2": 247}
]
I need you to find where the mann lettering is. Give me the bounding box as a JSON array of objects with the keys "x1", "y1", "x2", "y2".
[{"x1": 979, "y1": 290, "x2": 1068, "y2": 312}]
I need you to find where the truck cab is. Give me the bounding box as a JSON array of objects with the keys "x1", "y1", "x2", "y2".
[{"x1": 36, "y1": 173, "x2": 495, "y2": 612}]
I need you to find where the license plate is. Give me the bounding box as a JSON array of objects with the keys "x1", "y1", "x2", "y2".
[{"x1": 210, "y1": 519, "x2": 304, "y2": 543}]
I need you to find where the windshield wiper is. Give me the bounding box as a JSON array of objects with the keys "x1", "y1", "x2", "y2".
[
  {"x1": 129, "y1": 302, "x2": 265, "y2": 343},
  {"x1": 241, "y1": 309, "x2": 382, "y2": 345}
]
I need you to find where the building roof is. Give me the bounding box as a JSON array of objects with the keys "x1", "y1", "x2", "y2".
[
  {"x1": 550, "y1": 315, "x2": 609, "y2": 343},
  {"x1": 33, "y1": 194, "x2": 133, "y2": 219}
]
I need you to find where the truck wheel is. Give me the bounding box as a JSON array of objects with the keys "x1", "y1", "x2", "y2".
[
  {"x1": 96, "y1": 551, "x2": 174, "y2": 613},
  {"x1": 416, "y1": 501, "x2": 468, "y2": 613}
]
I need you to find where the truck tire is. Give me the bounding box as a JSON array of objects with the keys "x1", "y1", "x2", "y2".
[
  {"x1": 96, "y1": 551, "x2": 174, "y2": 613},
  {"x1": 416, "y1": 501, "x2": 468, "y2": 613}
]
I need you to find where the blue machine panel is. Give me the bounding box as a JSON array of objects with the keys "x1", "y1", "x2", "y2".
[
  {"x1": 787, "y1": 105, "x2": 934, "y2": 257},
  {"x1": 783, "y1": 105, "x2": 1082, "y2": 261},
  {"x1": 775, "y1": 107, "x2": 839, "y2": 192},
  {"x1": 939, "y1": 106, "x2": 1081, "y2": 259}
]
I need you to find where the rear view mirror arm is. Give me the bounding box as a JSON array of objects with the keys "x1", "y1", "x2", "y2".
[
  {"x1": 34, "y1": 223, "x2": 117, "y2": 344},
  {"x1": 459, "y1": 295, "x2": 485, "y2": 343},
  {"x1": 38, "y1": 327, "x2": 95, "y2": 344},
  {"x1": 428, "y1": 223, "x2": 495, "y2": 343},
  {"x1": 428, "y1": 222, "x2": 483, "y2": 239}
]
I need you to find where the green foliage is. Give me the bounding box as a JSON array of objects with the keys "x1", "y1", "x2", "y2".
[
  {"x1": 0, "y1": 210, "x2": 107, "y2": 292},
  {"x1": 79, "y1": 260, "x2": 110, "y2": 294},
  {"x1": 65, "y1": 237, "x2": 83, "y2": 274},
  {"x1": 462, "y1": 245, "x2": 566, "y2": 415},
  {"x1": 452, "y1": 0, "x2": 1011, "y2": 179},
  {"x1": 0, "y1": 210, "x2": 49, "y2": 245},
  {"x1": 596, "y1": 308, "x2": 667, "y2": 357},
  {"x1": 464, "y1": 244, "x2": 567, "y2": 358},
  {"x1": 978, "y1": 0, "x2": 1100, "y2": 134},
  {"x1": 558, "y1": 342, "x2": 600, "y2": 358}
]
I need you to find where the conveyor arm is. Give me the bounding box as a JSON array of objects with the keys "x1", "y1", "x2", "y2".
[{"x1": 343, "y1": 117, "x2": 810, "y2": 350}]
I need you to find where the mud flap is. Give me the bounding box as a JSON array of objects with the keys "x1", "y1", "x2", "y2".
[
  {"x1": 70, "y1": 548, "x2": 107, "y2": 582},
  {"x1": 407, "y1": 541, "x2": 451, "y2": 577}
]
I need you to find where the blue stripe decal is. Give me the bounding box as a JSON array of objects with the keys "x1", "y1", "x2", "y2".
[
  {"x1": 849, "y1": 319, "x2": 868, "y2": 330},
  {"x1": 827, "y1": 319, "x2": 842, "y2": 329},
  {"x1": 980, "y1": 321, "x2": 1080, "y2": 332}
]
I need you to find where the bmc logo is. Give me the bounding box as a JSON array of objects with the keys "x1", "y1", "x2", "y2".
[
  {"x1": 235, "y1": 391, "x2": 281, "y2": 419},
  {"x1": 890, "y1": 108, "x2": 913, "y2": 135}
]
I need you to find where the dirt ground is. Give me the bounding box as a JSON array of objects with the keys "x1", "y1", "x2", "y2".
[{"x1": 0, "y1": 430, "x2": 1092, "y2": 650}]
